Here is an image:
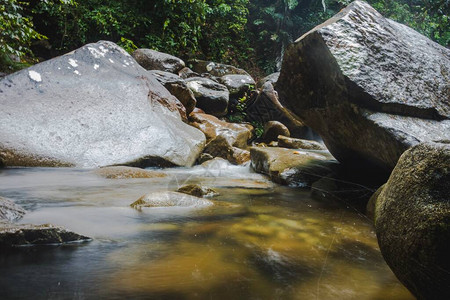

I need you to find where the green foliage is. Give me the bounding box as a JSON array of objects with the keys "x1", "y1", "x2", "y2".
[
  {"x1": 117, "y1": 37, "x2": 138, "y2": 54},
  {"x1": 226, "y1": 84, "x2": 264, "y2": 138},
  {"x1": 367, "y1": 0, "x2": 449, "y2": 46},
  {"x1": 0, "y1": 0, "x2": 45, "y2": 59},
  {"x1": 1, "y1": 0, "x2": 448, "y2": 76}
]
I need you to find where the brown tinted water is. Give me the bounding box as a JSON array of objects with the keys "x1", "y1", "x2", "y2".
[{"x1": 0, "y1": 163, "x2": 413, "y2": 299}]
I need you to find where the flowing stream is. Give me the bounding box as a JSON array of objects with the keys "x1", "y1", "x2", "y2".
[{"x1": 0, "y1": 162, "x2": 413, "y2": 299}]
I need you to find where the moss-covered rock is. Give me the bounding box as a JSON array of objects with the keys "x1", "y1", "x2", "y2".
[{"x1": 374, "y1": 142, "x2": 450, "y2": 299}]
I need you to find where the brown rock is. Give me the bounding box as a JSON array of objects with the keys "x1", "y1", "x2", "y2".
[
  {"x1": 263, "y1": 121, "x2": 290, "y2": 143},
  {"x1": 250, "y1": 147, "x2": 338, "y2": 186},
  {"x1": 177, "y1": 184, "x2": 219, "y2": 198},
  {"x1": 278, "y1": 135, "x2": 326, "y2": 150},
  {"x1": 189, "y1": 113, "x2": 253, "y2": 149}
]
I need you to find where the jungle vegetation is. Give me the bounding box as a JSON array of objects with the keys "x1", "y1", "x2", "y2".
[{"x1": 1, "y1": 0, "x2": 449, "y2": 75}]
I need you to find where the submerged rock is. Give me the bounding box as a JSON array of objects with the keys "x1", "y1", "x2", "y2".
[
  {"x1": 94, "y1": 166, "x2": 166, "y2": 179},
  {"x1": 131, "y1": 191, "x2": 213, "y2": 209},
  {"x1": 277, "y1": 136, "x2": 326, "y2": 150},
  {"x1": 177, "y1": 184, "x2": 219, "y2": 198},
  {"x1": 262, "y1": 121, "x2": 290, "y2": 143},
  {"x1": 132, "y1": 48, "x2": 185, "y2": 73},
  {"x1": 277, "y1": 1, "x2": 450, "y2": 174},
  {"x1": 250, "y1": 147, "x2": 338, "y2": 186},
  {"x1": 0, "y1": 223, "x2": 91, "y2": 247},
  {"x1": 0, "y1": 197, "x2": 26, "y2": 222},
  {"x1": 374, "y1": 142, "x2": 450, "y2": 299},
  {"x1": 185, "y1": 77, "x2": 230, "y2": 117},
  {"x1": 0, "y1": 41, "x2": 205, "y2": 167}
]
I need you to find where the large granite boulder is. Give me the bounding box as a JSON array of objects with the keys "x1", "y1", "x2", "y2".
[
  {"x1": 148, "y1": 70, "x2": 197, "y2": 114},
  {"x1": 277, "y1": 1, "x2": 450, "y2": 174},
  {"x1": 176, "y1": 184, "x2": 219, "y2": 198},
  {"x1": 188, "y1": 59, "x2": 250, "y2": 77},
  {"x1": 185, "y1": 77, "x2": 230, "y2": 117},
  {"x1": 374, "y1": 142, "x2": 450, "y2": 299},
  {"x1": 132, "y1": 48, "x2": 185, "y2": 73},
  {"x1": 0, "y1": 41, "x2": 205, "y2": 168},
  {"x1": 0, "y1": 223, "x2": 91, "y2": 247},
  {"x1": 203, "y1": 135, "x2": 251, "y2": 165}
]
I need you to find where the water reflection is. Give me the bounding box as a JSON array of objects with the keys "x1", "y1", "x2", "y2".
[{"x1": 0, "y1": 165, "x2": 413, "y2": 299}]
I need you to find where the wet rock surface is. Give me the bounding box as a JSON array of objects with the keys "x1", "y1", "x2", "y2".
[
  {"x1": 0, "y1": 41, "x2": 205, "y2": 167},
  {"x1": 374, "y1": 142, "x2": 450, "y2": 299},
  {"x1": 0, "y1": 197, "x2": 26, "y2": 222},
  {"x1": 203, "y1": 135, "x2": 251, "y2": 165},
  {"x1": 278, "y1": 136, "x2": 326, "y2": 150},
  {"x1": 263, "y1": 121, "x2": 290, "y2": 143},
  {"x1": 250, "y1": 147, "x2": 338, "y2": 186},
  {"x1": 131, "y1": 191, "x2": 214, "y2": 209},
  {"x1": 0, "y1": 223, "x2": 91, "y2": 247},
  {"x1": 189, "y1": 112, "x2": 253, "y2": 148},
  {"x1": 132, "y1": 48, "x2": 185, "y2": 73},
  {"x1": 277, "y1": 1, "x2": 450, "y2": 173},
  {"x1": 94, "y1": 166, "x2": 166, "y2": 179},
  {"x1": 177, "y1": 184, "x2": 219, "y2": 198},
  {"x1": 185, "y1": 77, "x2": 230, "y2": 117}
]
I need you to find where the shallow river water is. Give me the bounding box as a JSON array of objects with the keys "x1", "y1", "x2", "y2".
[{"x1": 0, "y1": 162, "x2": 413, "y2": 299}]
